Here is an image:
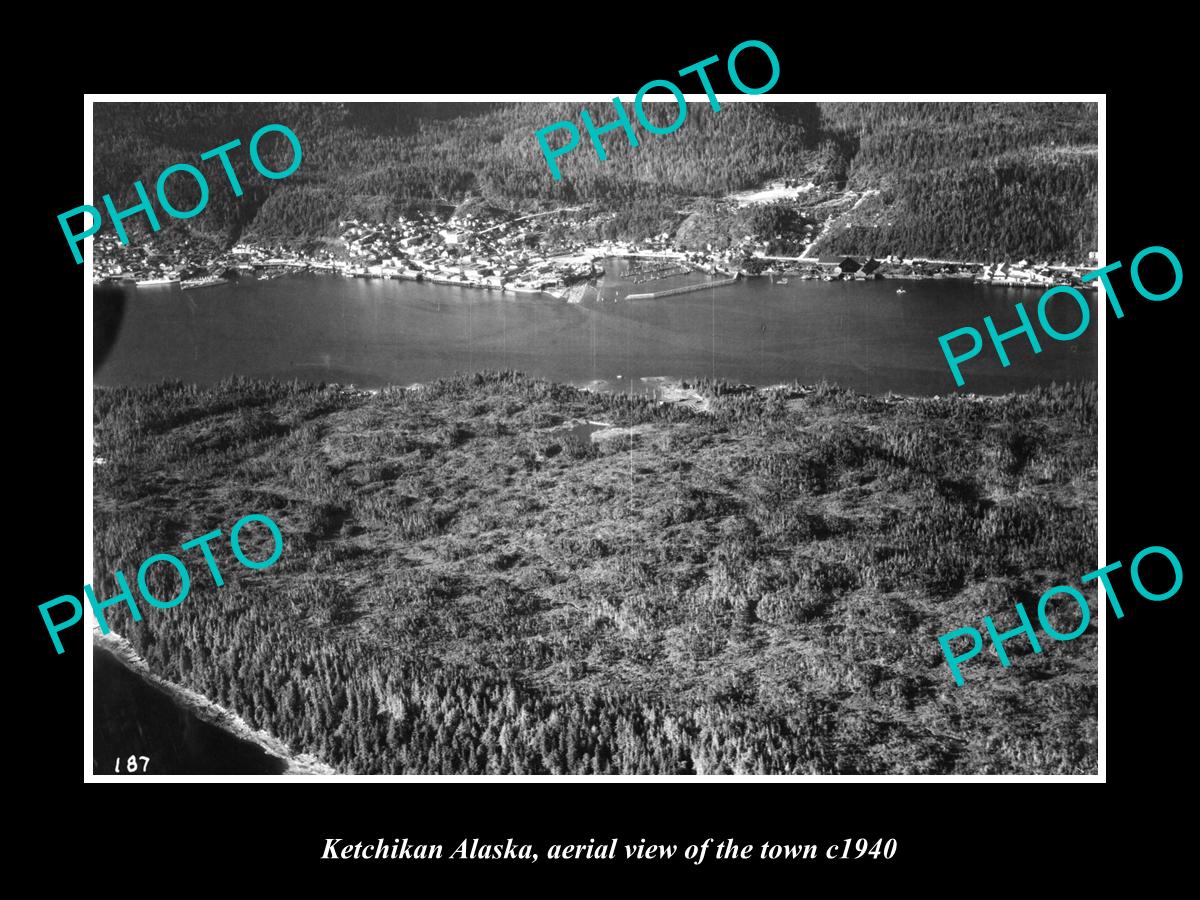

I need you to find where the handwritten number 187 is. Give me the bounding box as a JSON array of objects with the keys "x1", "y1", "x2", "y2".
[{"x1": 115, "y1": 755, "x2": 149, "y2": 773}]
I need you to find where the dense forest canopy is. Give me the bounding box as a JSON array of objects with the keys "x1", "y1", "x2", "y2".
[
  {"x1": 818, "y1": 102, "x2": 1097, "y2": 261},
  {"x1": 93, "y1": 374, "x2": 1097, "y2": 774},
  {"x1": 92, "y1": 101, "x2": 1097, "y2": 262}
]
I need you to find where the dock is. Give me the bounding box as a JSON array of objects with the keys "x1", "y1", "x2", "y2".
[{"x1": 625, "y1": 274, "x2": 739, "y2": 300}]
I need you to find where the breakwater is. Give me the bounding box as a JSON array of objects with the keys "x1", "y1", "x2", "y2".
[{"x1": 626, "y1": 275, "x2": 740, "y2": 300}]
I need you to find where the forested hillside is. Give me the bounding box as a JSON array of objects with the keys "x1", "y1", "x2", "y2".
[
  {"x1": 93, "y1": 373, "x2": 1097, "y2": 774},
  {"x1": 93, "y1": 100, "x2": 1096, "y2": 262},
  {"x1": 817, "y1": 103, "x2": 1098, "y2": 261}
]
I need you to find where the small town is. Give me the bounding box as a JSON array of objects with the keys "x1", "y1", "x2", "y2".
[
  {"x1": 85, "y1": 98, "x2": 1107, "y2": 791},
  {"x1": 92, "y1": 204, "x2": 1101, "y2": 299}
]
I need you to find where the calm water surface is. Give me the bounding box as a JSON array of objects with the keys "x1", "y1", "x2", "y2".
[
  {"x1": 93, "y1": 647, "x2": 285, "y2": 775},
  {"x1": 96, "y1": 262, "x2": 1097, "y2": 396}
]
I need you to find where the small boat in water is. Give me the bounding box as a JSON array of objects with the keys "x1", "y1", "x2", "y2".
[
  {"x1": 895, "y1": 288, "x2": 907, "y2": 294},
  {"x1": 778, "y1": 278, "x2": 788, "y2": 285}
]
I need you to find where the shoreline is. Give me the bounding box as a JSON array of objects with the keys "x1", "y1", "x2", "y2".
[
  {"x1": 353, "y1": 375, "x2": 1066, "y2": 409},
  {"x1": 98, "y1": 372, "x2": 1093, "y2": 406},
  {"x1": 99, "y1": 250, "x2": 1095, "y2": 300},
  {"x1": 95, "y1": 630, "x2": 335, "y2": 775}
]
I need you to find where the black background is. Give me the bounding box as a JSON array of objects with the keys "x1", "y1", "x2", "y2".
[{"x1": 18, "y1": 24, "x2": 1190, "y2": 886}]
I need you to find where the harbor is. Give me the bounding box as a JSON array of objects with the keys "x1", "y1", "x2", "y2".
[{"x1": 93, "y1": 199, "x2": 1101, "y2": 306}]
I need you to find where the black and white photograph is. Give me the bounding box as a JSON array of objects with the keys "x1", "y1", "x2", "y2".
[{"x1": 83, "y1": 96, "x2": 1101, "y2": 777}]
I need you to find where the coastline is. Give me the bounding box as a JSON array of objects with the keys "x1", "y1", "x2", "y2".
[
  {"x1": 102, "y1": 259, "x2": 1097, "y2": 300},
  {"x1": 95, "y1": 630, "x2": 335, "y2": 775},
  {"x1": 182, "y1": 375, "x2": 1071, "y2": 410}
]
